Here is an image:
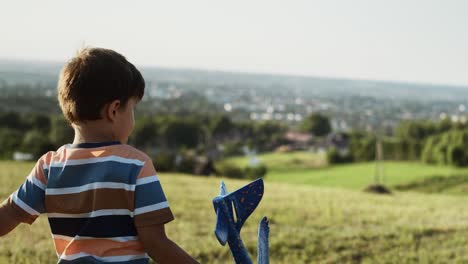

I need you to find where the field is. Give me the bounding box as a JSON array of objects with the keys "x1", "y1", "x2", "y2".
[
  {"x1": 1, "y1": 161, "x2": 468, "y2": 263},
  {"x1": 222, "y1": 151, "x2": 468, "y2": 190}
]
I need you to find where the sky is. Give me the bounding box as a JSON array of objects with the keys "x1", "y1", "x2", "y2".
[{"x1": 0, "y1": 0, "x2": 467, "y2": 86}]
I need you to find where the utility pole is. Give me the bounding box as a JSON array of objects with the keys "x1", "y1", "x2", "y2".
[{"x1": 374, "y1": 131, "x2": 385, "y2": 185}]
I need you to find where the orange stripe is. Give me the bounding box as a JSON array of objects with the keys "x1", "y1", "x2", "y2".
[
  {"x1": 41, "y1": 152, "x2": 53, "y2": 167},
  {"x1": 52, "y1": 145, "x2": 148, "y2": 164},
  {"x1": 67, "y1": 149, "x2": 144, "y2": 162},
  {"x1": 32, "y1": 161, "x2": 47, "y2": 185},
  {"x1": 138, "y1": 162, "x2": 156, "y2": 179},
  {"x1": 48, "y1": 146, "x2": 156, "y2": 179},
  {"x1": 54, "y1": 238, "x2": 145, "y2": 257}
]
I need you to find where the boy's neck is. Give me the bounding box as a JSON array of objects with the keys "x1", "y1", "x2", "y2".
[{"x1": 72, "y1": 121, "x2": 119, "y2": 144}]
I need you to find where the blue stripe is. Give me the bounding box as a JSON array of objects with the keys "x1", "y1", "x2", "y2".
[
  {"x1": 48, "y1": 161, "x2": 142, "y2": 188},
  {"x1": 16, "y1": 180, "x2": 45, "y2": 213},
  {"x1": 43, "y1": 168, "x2": 49, "y2": 180},
  {"x1": 135, "y1": 181, "x2": 167, "y2": 209},
  {"x1": 49, "y1": 215, "x2": 137, "y2": 237},
  {"x1": 58, "y1": 256, "x2": 149, "y2": 264}
]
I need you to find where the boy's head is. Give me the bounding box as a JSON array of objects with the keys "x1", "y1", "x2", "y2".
[{"x1": 58, "y1": 47, "x2": 145, "y2": 143}]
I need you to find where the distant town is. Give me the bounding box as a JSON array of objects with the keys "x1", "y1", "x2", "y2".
[{"x1": 1, "y1": 59, "x2": 468, "y2": 134}]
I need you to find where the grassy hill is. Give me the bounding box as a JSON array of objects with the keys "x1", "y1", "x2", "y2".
[
  {"x1": 1, "y1": 161, "x2": 468, "y2": 263},
  {"x1": 221, "y1": 151, "x2": 468, "y2": 191},
  {"x1": 223, "y1": 151, "x2": 327, "y2": 172},
  {"x1": 395, "y1": 174, "x2": 468, "y2": 195}
]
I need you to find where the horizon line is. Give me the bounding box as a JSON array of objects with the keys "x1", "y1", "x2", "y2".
[{"x1": 0, "y1": 56, "x2": 467, "y2": 89}]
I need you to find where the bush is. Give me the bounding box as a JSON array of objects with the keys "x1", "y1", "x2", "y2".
[
  {"x1": 447, "y1": 145, "x2": 467, "y2": 167},
  {"x1": 175, "y1": 152, "x2": 197, "y2": 174},
  {"x1": 216, "y1": 162, "x2": 268, "y2": 179},
  {"x1": 244, "y1": 164, "x2": 268, "y2": 179},
  {"x1": 222, "y1": 142, "x2": 244, "y2": 157},
  {"x1": 153, "y1": 152, "x2": 176, "y2": 172},
  {"x1": 327, "y1": 148, "x2": 353, "y2": 164},
  {"x1": 216, "y1": 162, "x2": 244, "y2": 179}
]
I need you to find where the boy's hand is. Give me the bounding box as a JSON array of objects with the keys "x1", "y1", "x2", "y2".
[
  {"x1": 0, "y1": 197, "x2": 22, "y2": 236},
  {"x1": 137, "y1": 224, "x2": 200, "y2": 264}
]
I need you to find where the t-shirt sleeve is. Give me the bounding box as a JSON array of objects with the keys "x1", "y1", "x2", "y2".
[
  {"x1": 9, "y1": 156, "x2": 48, "y2": 225},
  {"x1": 134, "y1": 157, "x2": 174, "y2": 227}
]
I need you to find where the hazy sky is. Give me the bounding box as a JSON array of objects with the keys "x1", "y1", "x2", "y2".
[{"x1": 1, "y1": 0, "x2": 467, "y2": 86}]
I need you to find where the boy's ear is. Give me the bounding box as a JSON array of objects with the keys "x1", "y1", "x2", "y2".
[{"x1": 106, "y1": 100, "x2": 121, "y2": 122}]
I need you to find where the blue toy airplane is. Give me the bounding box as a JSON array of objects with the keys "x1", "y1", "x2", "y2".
[{"x1": 212, "y1": 178, "x2": 270, "y2": 264}]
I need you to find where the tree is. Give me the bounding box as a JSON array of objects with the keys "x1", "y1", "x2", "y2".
[
  {"x1": 22, "y1": 130, "x2": 55, "y2": 159},
  {"x1": 395, "y1": 120, "x2": 435, "y2": 142},
  {"x1": 209, "y1": 115, "x2": 235, "y2": 141},
  {"x1": 421, "y1": 129, "x2": 468, "y2": 167},
  {"x1": 49, "y1": 116, "x2": 74, "y2": 147},
  {"x1": 301, "y1": 113, "x2": 331, "y2": 137},
  {"x1": 350, "y1": 134, "x2": 376, "y2": 162},
  {"x1": 252, "y1": 121, "x2": 287, "y2": 151},
  {"x1": 132, "y1": 117, "x2": 158, "y2": 148},
  {"x1": 23, "y1": 113, "x2": 51, "y2": 133},
  {"x1": 0, "y1": 111, "x2": 24, "y2": 130},
  {"x1": 437, "y1": 118, "x2": 453, "y2": 133},
  {"x1": 160, "y1": 118, "x2": 204, "y2": 149},
  {"x1": 0, "y1": 128, "x2": 23, "y2": 159}
]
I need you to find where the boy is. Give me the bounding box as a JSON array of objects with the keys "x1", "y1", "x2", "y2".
[{"x1": 0, "y1": 48, "x2": 199, "y2": 264}]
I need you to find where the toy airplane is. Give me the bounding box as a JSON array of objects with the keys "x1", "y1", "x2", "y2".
[{"x1": 212, "y1": 178, "x2": 270, "y2": 264}]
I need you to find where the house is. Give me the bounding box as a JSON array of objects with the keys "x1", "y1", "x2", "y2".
[{"x1": 279, "y1": 131, "x2": 313, "y2": 151}]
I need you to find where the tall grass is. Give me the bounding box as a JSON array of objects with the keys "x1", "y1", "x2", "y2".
[{"x1": 1, "y1": 161, "x2": 468, "y2": 263}]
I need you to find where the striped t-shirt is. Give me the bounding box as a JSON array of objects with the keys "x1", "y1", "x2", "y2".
[{"x1": 8, "y1": 141, "x2": 174, "y2": 263}]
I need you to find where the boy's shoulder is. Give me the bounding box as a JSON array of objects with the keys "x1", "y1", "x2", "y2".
[
  {"x1": 40, "y1": 144, "x2": 152, "y2": 165},
  {"x1": 117, "y1": 144, "x2": 152, "y2": 162}
]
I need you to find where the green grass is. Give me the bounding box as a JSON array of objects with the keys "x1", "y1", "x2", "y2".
[
  {"x1": 1, "y1": 161, "x2": 468, "y2": 263},
  {"x1": 222, "y1": 152, "x2": 468, "y2": 190},
  {"x1": 222, "y1": 151, "x2": 327, "y2": 171},
  {"x1": 395, "y1": 174, "x2": 468, "y2": 195},
  {"x1": 267, "y1": 162, "x2": 468, "y2": 190}
]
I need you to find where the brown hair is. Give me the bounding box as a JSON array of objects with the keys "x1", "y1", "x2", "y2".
[{"x1": 57, "y1": 47, "x2": 145, "y2": 123}]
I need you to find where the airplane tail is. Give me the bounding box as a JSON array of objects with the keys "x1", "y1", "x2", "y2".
[{"x1": 257, "y1": 216, "x2": 270, "y2": 264}]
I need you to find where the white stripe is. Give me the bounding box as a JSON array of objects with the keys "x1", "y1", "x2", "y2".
[
  {"x1": 53, "y1": 234, "x2": 138, "y2": 242},
  {"x1": 134, "y1": 201, "x2": 169, "y2": 215},
  {"x1": 48, "y1": 209, "x2": 134, "y2": 218},
  {"x1": 11, "y1": 193, "x2": 40, "y2": 216},
  {"x1": 50, "y1": 155, "x2": 144, "y2": 167},
  {"x1": 42, "y1": 163, "x2": 49, "y2": 171},
  {"x1": 136, "y1": 175, "x2": 159, "y2": 186},
  {"x1": 60, "y1": 252, "x2": 148, "y2": 262},
  {"x1": 27, "y1": 175, "x2": 46, "y2": 190},
  {"x1": 46, "y1": 182, "x2": 135, "y2": 195}
]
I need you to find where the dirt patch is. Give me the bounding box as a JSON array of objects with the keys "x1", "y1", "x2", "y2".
[{"x1": 363, "y1": 184, "x2": 392, "y2": 195}]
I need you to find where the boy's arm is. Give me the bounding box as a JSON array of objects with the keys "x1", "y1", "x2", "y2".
[
  {"x1": 133, "y1": 155, "x2": 199, "y2": 263},
  {"x1": 0, "y1": 197, "x2": 24, "y2": 236},
  {"x1": 0, "y1": 155, "x2": 49, "y2": 237},
  {"x1": 137, "y1": 224, "x2": 200, "y2": 264}
]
